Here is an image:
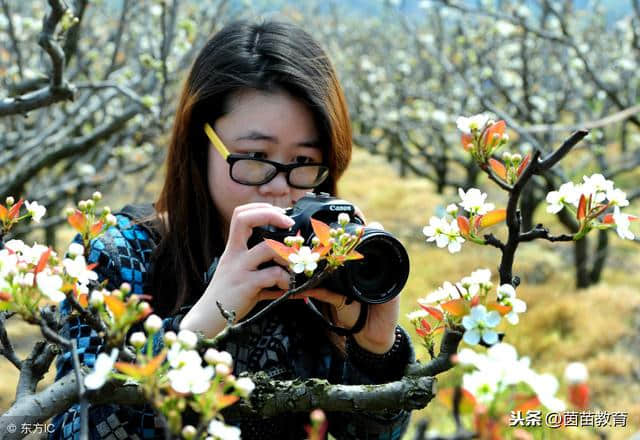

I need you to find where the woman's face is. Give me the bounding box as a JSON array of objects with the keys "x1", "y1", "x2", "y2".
[{"x1": 208, "y1": 88, "x2": 323, "y2": 238}]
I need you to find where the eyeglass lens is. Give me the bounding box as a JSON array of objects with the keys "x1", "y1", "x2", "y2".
[{"x1": 231, "y1": 159, "x2": 328, "y2": 188}]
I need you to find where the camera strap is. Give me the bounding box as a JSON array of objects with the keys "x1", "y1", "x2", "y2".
[{"x1": 304, "y1": 299, "x2": 369, "y2": 336}]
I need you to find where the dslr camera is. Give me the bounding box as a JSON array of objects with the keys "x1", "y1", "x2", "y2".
[{"x1": 248, "y1": 193, "x2": 409, "y2": 304}]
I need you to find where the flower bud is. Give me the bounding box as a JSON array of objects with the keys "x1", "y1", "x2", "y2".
[
  {"x1": 144, "y1": 314, "x2": 163, "y2": 333},
  {"x1": 235, "y1": 377, "x2": 256, "y2": 397},
  {"x1": 310, "y1": 408, "x2": 326, "y2": 424},
  {"x1": 178, "y1": 329, "x2": 198, "y2": 349},
  {"x1": 64, "y1": 207, "x2": 75, "y2": 217},
  {"x1": 106, "y1": 214, "x2": 117, "y2": 226},
  {"x1": 182, "y1": 425, "x2": 197, "y2": 440},
  {"x1": 338, "y1": 213, "x2": 350, "y2": 226},
  {"x1": 511, "y1": 153, "x2": 522, "y2": 164},
  {"x1": 102, "y1": 206, "x2": 111, "y2": 215},
  {"x1": 78, "y1": 200, "x2": 88, "y2": 211},
  {"x1": 120, "y1": 282, "x2": 131, "y2": 294},
  {"x1": 138, "y1": 301, "x2": 151, "y2": 314},
  {"x1": 164, "y1": 331, "x2": 177, "y2": 345},
  {"x1": 92, "y1": 191, "x2": 102, "y2": 201},
  {"x1": 294, "y1": 236, "x2": 304, "y2": 245},
  {"x1": 329, "y1": 228, "x2": 338, "y2": 237},
  {"x1": 5, "y1": 196, "x2": 14, "y2": 206},
  {"x1": 89, "y1": 290, "x2": 104, "y2": 307},
  {"x1": 216, "y1": 363, "x2": 231, "y2": 377},
  {"x1": 311, "y1": 236, "x2": 320, "y2": 247},
  {"x1": 501, "y1": 151, "x2": 512, "y2": 162},
  {"x1": 85, "y1": 199, "x2": 95, "y2": 210},
  {"x1": 354, "y1": 226, "x2": 364, "y2": 236},
  {"x1": 564, "y1": 362, "x2": 588, "y2": 384},
  {"x1": 129, "y1": 332, "x2": 147, "y2": 348},
  {"x1": 204, "y1": 348, "x2": 220, "y2": 365},
  {"x1": 501, "y1": 133, "x2": 509, "y2": 143},
  {"x1": 284, "y1": 236, "x2": 295, "y2": 246},
  {"x1": 68, "y1": 243, "x2": 84, "y2": 258}
]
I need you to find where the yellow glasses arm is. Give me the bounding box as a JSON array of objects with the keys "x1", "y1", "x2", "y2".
[{"x1": 204, "y1": 123, "x2": 230, "y2": 159}]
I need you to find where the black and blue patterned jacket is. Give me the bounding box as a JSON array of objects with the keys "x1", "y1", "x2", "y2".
[{"x1": 50, "y1": 205, "x2": 414, "y2": 440}]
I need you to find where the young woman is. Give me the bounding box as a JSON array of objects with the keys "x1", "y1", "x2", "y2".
[{"x1": 51, "y1": 20, "x2": 413, "y2": 439}]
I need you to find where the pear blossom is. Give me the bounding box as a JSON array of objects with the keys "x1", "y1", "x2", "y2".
[
  {"x1": 208, "y1": 419, "x2": 241, "y2": 440},
  {"x1": 89, "y1": 289, "x2": 105, "y2": 306},
  {"x1": 406, "y1": 309, "x2": 429, "y2": 323},
  {"x1": 546, "y1": 182, "x2": 581, "y2": 213},
  {"x1": 582, "y1": 174, "x2": 613, "y2": 203},
  {"x1": 612, "y1": 207, "x2": 635, "y2": 240},
  {"x1": 456, "y1": 114, "x2": 489, "y2": 134},
  {"x1": 204, "y1": 348, "x2": 233, "y2": 367},
  {"x1": 523, "y1": 371, "x2": 566, "y2": 412},
  {"x1": 458, "y1": 188, "x2": 495, "y2": 216},
  {"x1": 67, "y1": 243, "x2": 85, "y2": 258},
  {"x1": 24, "y1": 200, "x2": 46, "y2": 223},
  {"x1": 167, "y1": 363, "x2": 214, "y2": 394},
  {"x1": 461, "y1": 305, "x2": 501, "y2": 345},
  {"x1": 84, "y1": 348, "x2": 119, "y2": 390},
  {"x1": 62, "y1": 255, "x2": 98, "y2": 286},
  {"x1": 463, "y1": 369, "x2": 501, "y2": 405},
  {"x1": 288, "y1": 246, "x2": 319, "y2": 274},
  {"x1": 35, "y1": 271, "x2": 65, "y2": 302},
  {"x1": 420, "y1": 281, "x2": 462, "y2": 305},
  {"x1": 178, "y1": 329, "x2": 198, "y2": 349},
  {"x1": 496, "y1": 284, "x2": 527, "y2": 324},
  {"x1": 564, "y1": 362, "x2": 589, "y2": 384},
  {"x1": 606, "y1": 187, "x2": 629, "y2": 207},
  {"x1": 422, "y1": 217, "x2": 465, "y2": 253}
]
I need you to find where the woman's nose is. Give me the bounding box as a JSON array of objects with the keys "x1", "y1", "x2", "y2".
[{"x1": 258, "y1": 170, "x2": 290, "y2": 196}]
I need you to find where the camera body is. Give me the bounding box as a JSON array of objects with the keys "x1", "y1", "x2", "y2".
[{"x1": 248, "y1": 193, "x2": 410, "y2": 304}]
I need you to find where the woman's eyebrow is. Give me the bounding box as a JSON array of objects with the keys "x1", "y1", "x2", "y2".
[{"x1": 235, "y1": 131, "x2": 319, "y2": 148}]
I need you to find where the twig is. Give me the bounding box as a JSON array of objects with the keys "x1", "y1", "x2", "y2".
[
  {"x1": 0, "y1": 311, "x2": 22, "y2": 369},
  {"x1": 519, "y1": 224, "x2": 574, "y2": 243},
  {"x1": 70, "y1": 340, "x2": 89, "y2": 440}
]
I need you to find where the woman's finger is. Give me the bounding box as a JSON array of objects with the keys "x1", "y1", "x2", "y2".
[{"x1": 227, "y1": 206, "x2": 295, "y2": 251}]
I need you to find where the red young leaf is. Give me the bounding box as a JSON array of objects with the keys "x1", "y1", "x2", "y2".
[
  {"x1": 514, "y1": 395, "x2": 541, "y2": 412},
  {"x1": 416, "y1": 327, "x2": 429, "y2": 337},
  {"x1": 116, "y1": 351, "x2": 167, "y2": 378},
  {"x1": 470, "y1": 295, "x2": 480, "y2": 307},
  {"x1": 568, "y1": 383, "x2": 590, "y2": 409},
  {"x1": 419, "y1": 304, "x2": 444, "y2": 321},
  {"x1": 489, "y1": 158, "x2": 507, "y2": 180},
  {"x1": 482, "y1": 120, "x2": 506, "y2": 151},
  {"x1": 516, "y1": 154, "x2": 531, "y2": 177},
  {"x1": 8, "y1": 198, "x2": 24, "y2": 220},
  {"x1": 314, "y1": 244, "x2": 331, "y2": 257},
  {"x1": 478, "y1": 209, "x2": 507, "y2": 229},
  {"x1": 457, "y1": 216, "x2": 471, "y2": 237},
  {"x1": 345, "y1": 250, "x2": 364, "y2": 261},
  {"x1": 602, "y1": 213, "x2": 614, "y2": 224},
  {"x1": 68, "y1": 210, "x2": 87, "y2": 232},
  {"x1": 90, "y1": 220, "x2": 104, "y2": 236},
  {"x1": 311, "y1": 218, "x2": 331, "y2": 246},
  {"x1": 577, "y1": 194, "x2": 587, "y2": 220},
  {"x1": 420, "y1": 318, "x2": 432, "y2": 333},
  {"x1": 487, "y1": 301, "x2": 512, "y2": 316},
  {"x1": 217, "y1": 394, "x2": 241, "y2": 409},
  {"x1": 441, "y1": 298, "x2": 470, "y2": 317},
  {"x1": 35, "y1": 248, "x2": 52, "y2": 276},
  {"x1": 461, "y1": 133, "x2": 473, "y2": 151},
  {"x1": 104, "y1": 295, "x2": 126, "y2": 319},
  {"x1": 0, "y1": 291, "x2": 11, "y2": 301},
  {"x1": 78, "y1": 293, "x2": 89, "y2": 308},
  {"x1": 0, "y1": 205, "x2": 8, "y2": 222},
  {"x1": 264, "y1": 239, "x2": 296, "y2": 260}
]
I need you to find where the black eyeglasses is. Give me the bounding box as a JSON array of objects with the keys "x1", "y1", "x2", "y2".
[{"x1": 204, "y1": 123, "x2": 330, "y2": 189}]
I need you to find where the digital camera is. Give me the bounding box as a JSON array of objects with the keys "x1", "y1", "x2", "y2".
[{"x1": 248, "y1": 193, "x2": 410, "y2": 304}]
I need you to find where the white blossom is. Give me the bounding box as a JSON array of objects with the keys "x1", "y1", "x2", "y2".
[
  {"x1": 178, "y1": 329, "x2": 198, "y2": 349},
  {"x1": 67, "y1": 243, "x2": 85, "y2": 258},
  {"x1": 461, "y1": 305, "x2": 501, "y2": 346},
  {"x1": 546, "y1": 182, "x2": 581, "y2": 213},
  {"x1": 288, "y1": 246, "x2": 319, "y2": 274},
  {"x1": 84, "y1": 349, "x2": 118, "y2": 390},
  {"x1": 167, "y1": 363, "x2": 214, "y2": 394},
  {"x1": 612, "y1": 207, "x2": 635, "y2": 240},
  {"x1": 456, "y1": 114, "x2": 489, "y2": 134},
  {"x1": 422, "y1": 217, "x2": 465, "y2": 253},
  {"x1": 36, "y1": 271, "x2": 65, "y2": 302},
  {"x1": 207, "y1": 420, "x2": 241, "y2": 440},
  {"x1": 144, "y1": 314, "x2": 163, "y2": 333},
  {"x1": 564, "y1": 362, "x2": 588, "y2": 384},
  {"x1": 606, "y1": 187, "x2": 629, "y2": 207},
  {"x1": 458, "y1": 188, "x2": 495, "y2": 216},
  {"x1": 62, "y1": 255, "x2": 98, "y2": 286},
  {"x1": 24, "y1": 200, "x2": 46, "y2": 223},
  {"x1": 496, "y1": 284, "x2": 527, "y2": 324}
]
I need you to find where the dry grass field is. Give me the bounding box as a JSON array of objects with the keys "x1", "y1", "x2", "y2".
[{"x1": 1, "y1": 147, "x2": 639, "y2": 439}]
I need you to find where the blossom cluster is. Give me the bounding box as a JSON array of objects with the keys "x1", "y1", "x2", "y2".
[
  {"x1": 0, "y1": 239, "x2": 98, "y2": 320},
  {"x1": 545, "y1": 174, "x2": 638, "y2": 240},
  {"x1": 266, "y1": 213, "x2": 364, "y2": 279},
  {"x1": 0, "y1": 197, "x2": 46, "y2": 233},
  {"x1": 456, "y1": 343, "x2": 566, "y2": 415},
  {"x1": 423, "y1": 188, "x2": 505, "y2": 253},
  {"x1": 85, "y1": 315, "x2": 254, "y2": 438},
  {"x1": 407, "y1": 269, "x2": 526, "y2": 350},
  {"x1": 456, "y1": 114, "x2": 509, "y2": 164}
]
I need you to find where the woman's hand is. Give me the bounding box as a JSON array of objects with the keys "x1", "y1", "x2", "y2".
[{"x1": 180, "y1": 202, "x2": 295, "y2": 338}]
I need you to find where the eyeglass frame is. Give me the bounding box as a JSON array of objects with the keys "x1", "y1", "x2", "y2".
[{"x1": 204, "y1": 122, "x2": 330, "y2": 189}]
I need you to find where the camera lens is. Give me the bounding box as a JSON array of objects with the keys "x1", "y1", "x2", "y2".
[{"x1": 344, "y1": 229, "x2": 409, "y2": 304}]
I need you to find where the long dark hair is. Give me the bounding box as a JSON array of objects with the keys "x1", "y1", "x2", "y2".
[{"x1": 151, "y1": 20, "x2": 352, "y2": 316}]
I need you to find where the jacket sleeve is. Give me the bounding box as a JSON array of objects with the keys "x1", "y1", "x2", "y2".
[
  {"x1": 49, "y1": 217, "x2": 165, "y2": 440},
  {"x1": 327, "y1": 325, "x2": 415, "y2": 440}
]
